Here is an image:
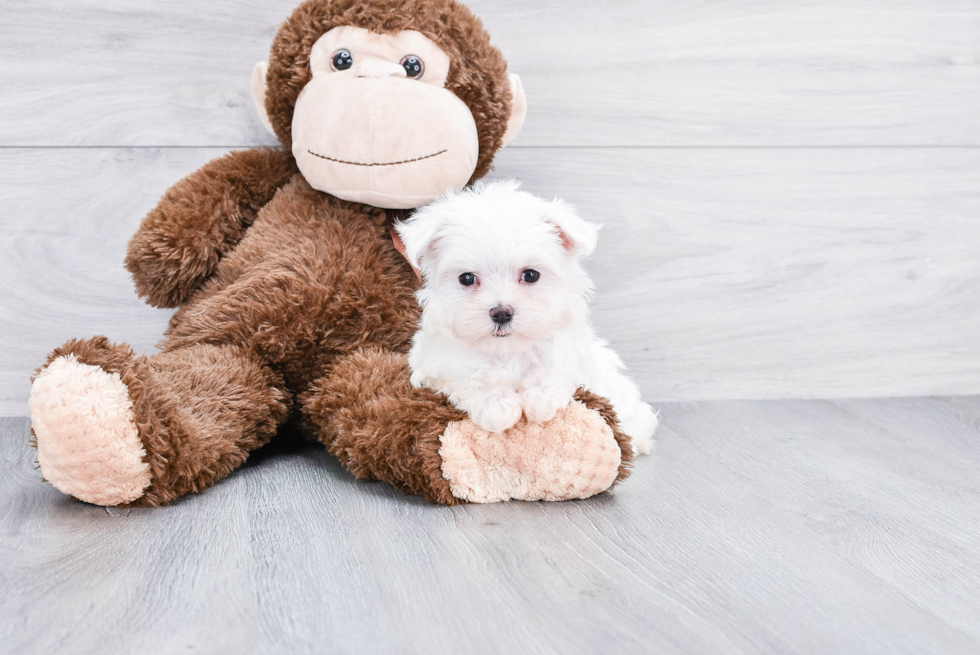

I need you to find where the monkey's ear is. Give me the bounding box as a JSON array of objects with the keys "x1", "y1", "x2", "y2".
[
  {"x1": 252, "y1": 62, "x2": 276, "y2": 136},
  {"x1": 545, "y1": 198, "x2": 601, "y2": 258},
  {"x1": 501, "y1": 74, "x2": 527, "y2": 147}
]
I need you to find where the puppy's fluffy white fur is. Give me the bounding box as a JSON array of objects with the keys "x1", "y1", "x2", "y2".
[{"x1": 397, "y1": 180, "x2": 657, "y2": 455}]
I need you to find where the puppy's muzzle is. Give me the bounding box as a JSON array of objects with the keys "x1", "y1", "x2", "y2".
[{"x1": 489, "y1": 305, "x2": 514, "y2": 326}]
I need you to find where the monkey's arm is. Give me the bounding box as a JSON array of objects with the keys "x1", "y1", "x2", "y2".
[{"x1": 125, "y1": 147, "x2": 298, "y2": 308}]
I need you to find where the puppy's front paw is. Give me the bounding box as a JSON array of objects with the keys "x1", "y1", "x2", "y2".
[
  {"x1": 469, "y1": 393, "x2": 523, "y2": 433},
  {"x1": 522, "y1": 387, "x2": 571, "y2": 424},
  {"x1": 521, "y1": 374, "x2": 575, "y2": 424}
]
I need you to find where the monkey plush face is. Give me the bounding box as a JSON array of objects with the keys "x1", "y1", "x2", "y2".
[
  {"x1": 290, "y1": 26, "x2": 480, "y2": 208},
  {"x1": 252, "y1": 0, "x2": 526, "y2": 210}
]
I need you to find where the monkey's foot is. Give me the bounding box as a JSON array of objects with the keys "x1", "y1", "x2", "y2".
[
  {"x1": 30, "y1": 347, "x2": 151, "y2": 506},
  {"x1": 440, "y1": 392, "x2": 627, "y2": 503}
]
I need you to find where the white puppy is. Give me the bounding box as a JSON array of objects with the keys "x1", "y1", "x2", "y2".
[{"x1": 396, "y1": 180, "x2": 657, "y2": 455}]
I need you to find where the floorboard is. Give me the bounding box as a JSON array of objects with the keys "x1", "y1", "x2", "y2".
[
  {"x1": 3, "y1": 397, "x2": 980, "y2": 654},
  {"x1": 1, "y1": 1, "x2": 978, "y2": 147},
  {"x1": 3, "y1": 146, "x2": 978, "y2": 413}
]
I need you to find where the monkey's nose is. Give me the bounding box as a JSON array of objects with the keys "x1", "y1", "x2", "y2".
[
  {"x1": 355, "y1": 57, "x2": 408, "y2": 79},
  {"x1": 489, "y1": 305, "x2": 514, "y2": 326}
]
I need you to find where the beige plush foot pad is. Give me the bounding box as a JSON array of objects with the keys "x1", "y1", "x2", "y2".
[
  {"x1": 30, "y1": 355, "x2": 151, "y2": 506},
  {"x1": 440, "y1": 401, "x2": 622, "y2": 503}
]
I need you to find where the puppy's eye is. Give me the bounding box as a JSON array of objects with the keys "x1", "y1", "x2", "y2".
[
  {"x1": 332, "y1": 49, "x2": 354, "y2": 71},
  {"x1": 521, "y1": 269, "x2": 540, "y2": 284},
  {"x1": 459, "y1": 272, "x2": 477, "y2": 286},
  {"x1": 400, "y1": 55, "x2": 424, "y2": 79}
]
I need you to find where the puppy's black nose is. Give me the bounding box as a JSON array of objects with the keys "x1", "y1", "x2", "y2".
[{"x1": 489, "y1": 305, "x2": 514, "y2": 326}]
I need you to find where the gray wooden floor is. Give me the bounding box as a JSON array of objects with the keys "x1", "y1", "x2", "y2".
[
  {"x1": 2, "y1": 1, "x2": 980, "y2": 653},
  {"x1": 3, "y1": 397, "x2": 980, "y2": 654}
]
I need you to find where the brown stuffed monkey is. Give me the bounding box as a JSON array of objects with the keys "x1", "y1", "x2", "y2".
[{"x1": 28, "y1": 0, "x2": 634, "y2": 507}]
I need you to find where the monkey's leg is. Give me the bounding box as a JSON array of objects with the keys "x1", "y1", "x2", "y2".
[
  {"x1": 29, "y1": 337, "x2": 290, "y2": 506},
  {"x1": 300, "y1": 348, "x2": 634, "y2": 504}
]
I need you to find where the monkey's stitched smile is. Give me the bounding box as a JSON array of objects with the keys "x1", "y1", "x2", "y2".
[{"x1": 307, "y1": 149, "x2": 448, "y2": 167}]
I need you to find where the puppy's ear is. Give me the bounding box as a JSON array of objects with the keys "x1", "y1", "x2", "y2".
[
  {"x1": 544, "y1": 199, "x2": 600, "y2": 258},
  {"x1": 394, "y1": 211, "x2": 443, "y2": 272}
]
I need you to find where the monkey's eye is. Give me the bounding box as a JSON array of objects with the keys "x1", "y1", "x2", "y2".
[
  {"x1": 331, "y1": 49, "x2": 353, "y2": 71},
  {"x1": 459, "y1": 272, "x2": 477, "y2": 286},
  {"x1": 521, "y1": 269, "x2": 540, "y2": 284},
  {"x1": 400, "y1": 55, "x2": 424, "y2": 79}
]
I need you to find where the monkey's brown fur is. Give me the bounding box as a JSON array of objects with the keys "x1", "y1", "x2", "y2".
[
  {"x1": 34, "y1": 0, "x2": 633, "y2": 506},
  {"x1": 126, "y1": 147, "x2": 298, "y2": 309}
]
